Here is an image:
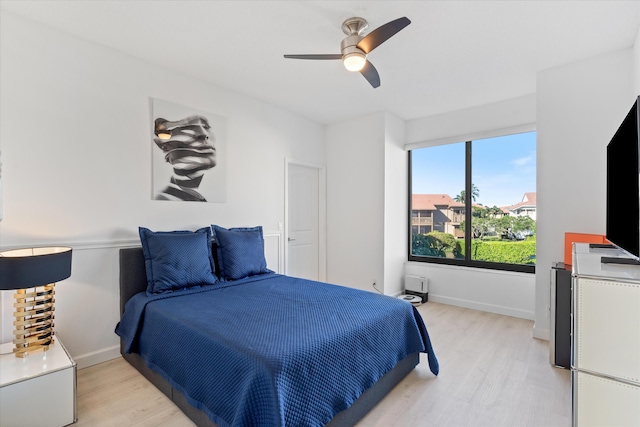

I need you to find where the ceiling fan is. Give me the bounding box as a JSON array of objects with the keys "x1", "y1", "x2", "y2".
[{"x1": 284, "y1": 16, "x2": 411, "y2": 88}]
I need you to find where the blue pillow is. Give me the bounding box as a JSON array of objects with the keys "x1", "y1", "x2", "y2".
[
  {"x1": 211, "y1": 225, "x2": 269, "y2": 281},
  {"x1": 139, "y1": 227, "x2": 217, "y2": 295}
]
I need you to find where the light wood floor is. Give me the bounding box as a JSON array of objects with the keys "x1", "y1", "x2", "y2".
[{"x1": 76, "y1": 302, "x2": 571, "y2": 427}]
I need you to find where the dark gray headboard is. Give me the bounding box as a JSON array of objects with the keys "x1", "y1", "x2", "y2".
[
  {"x1": 119, "y1": 243, "x2": 220, "y2": 316},
  {"x1": 119, "y1": 247, "x2": 147, "y2": 315}
]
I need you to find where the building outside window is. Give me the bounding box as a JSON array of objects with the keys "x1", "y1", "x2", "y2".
[{"x1": 409, "y1": 131, "x2": 536, "y2": 273}]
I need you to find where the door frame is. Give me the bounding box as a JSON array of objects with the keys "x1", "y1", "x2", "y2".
[{"x1": 284, "y1": 158, "x2": 327, "y2": 281}]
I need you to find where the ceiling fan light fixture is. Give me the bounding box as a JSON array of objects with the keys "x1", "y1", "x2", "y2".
[
  {"x1": 343, "y1": 52, "x2": 366, "y2": 72},
  {"x1": 283, "y1": 16, "x2": 411, "y2": 88}
]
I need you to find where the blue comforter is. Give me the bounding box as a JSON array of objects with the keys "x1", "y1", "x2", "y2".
[{"x1": 116, "y1": 273, "x2": 438, "y2": 427}]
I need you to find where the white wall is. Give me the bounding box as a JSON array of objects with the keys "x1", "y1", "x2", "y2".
[
  {"x1": 0, "y1": 13, "x2": 325, "y2": 367},
  {"x1": 383, "y1": 113, "x2": 408, "y2": 296},
  {"x1": 405, "y1": 262, "x2": 535, "y2": 319},
  {"x1": 535, "y1": 48, "x2": 635, "y2": 339},
  {"x1": 325, "y1": 112, "x2": 411, "y2": 296},
  {"x1": 326, "y1": 113, "x2": 385, "y2": 292},
  {"x1": 635, "y1": 28, "x2": 640, "y2": 95},
  {"x1": 406, "y1": 94, "x2": 537, "y2": 147}
]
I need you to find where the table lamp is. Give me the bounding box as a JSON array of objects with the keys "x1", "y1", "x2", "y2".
[{"x1": 0, "y1": 247, "x2": 72, "y2": 357}]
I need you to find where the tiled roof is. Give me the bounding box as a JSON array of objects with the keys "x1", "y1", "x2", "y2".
[
  {"x1": 412, "y1": 194, "x2": 465, "y2": 210},
  {"x1": 522, "y1": 192, "x2": 536, "y2": 204},
  {"x1": 502, "y1": 192, "x2": 536, "y2": 212},
  {"x1": 413, "y1": 192, "x2": 536, "y2": 213}
]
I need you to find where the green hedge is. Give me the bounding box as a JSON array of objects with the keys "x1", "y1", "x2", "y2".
[
  {"x1": 460, "y1": 238, "x2": 536, "y2": 264},
  {"x1": 413, "y1": 232, "x2": 536, "y2": 265}
]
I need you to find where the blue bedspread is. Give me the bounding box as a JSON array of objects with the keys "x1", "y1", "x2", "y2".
[{"x1": 116, "y1": 274, "x2": 438, "y2": 427}]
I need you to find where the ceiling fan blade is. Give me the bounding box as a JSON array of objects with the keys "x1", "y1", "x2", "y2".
[
  {"x1": 356, "y1": 17, "x2": 411, "y2": 54},
  {"x1": 283, "y1": 54, "x2": 342, "y2": 60},
  {"x1": 360, "y1": 60, "x2": 380, "y2": 88}
]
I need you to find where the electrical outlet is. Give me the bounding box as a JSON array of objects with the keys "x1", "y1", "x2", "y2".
[{"x1": 371, "y1": 280, "x2": 383, "y2": 294}]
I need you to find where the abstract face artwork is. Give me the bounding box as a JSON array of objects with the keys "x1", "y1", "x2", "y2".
[{"x1": 151, "y1": 99, "x2": 226, "y2": 202}]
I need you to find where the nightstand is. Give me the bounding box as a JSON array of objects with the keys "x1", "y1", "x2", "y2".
[{"x1": 0, "y1": 338, "x2": 77, "y2": 427}]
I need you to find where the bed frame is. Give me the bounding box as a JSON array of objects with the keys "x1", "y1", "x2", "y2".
[{"x1": 119, "y1": 247, "x2": 419, "y2": 427}]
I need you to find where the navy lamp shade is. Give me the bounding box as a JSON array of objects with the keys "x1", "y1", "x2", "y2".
[{"x1": 0, "y1": 247, "x2": 72, "y2": 357}]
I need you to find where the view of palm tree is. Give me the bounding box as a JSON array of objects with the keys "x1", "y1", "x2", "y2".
[{"x1": 454, "y1": 183, "x2": 480, "y2": 203}]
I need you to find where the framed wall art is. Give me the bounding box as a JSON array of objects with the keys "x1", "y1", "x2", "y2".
[{"x1": 151, "y1": 98, "x2": 227, "y2": 202}]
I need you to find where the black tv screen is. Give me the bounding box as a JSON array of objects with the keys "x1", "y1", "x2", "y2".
[{"x1": 606, "y1": 96, "x2": 640, "y2": 260}]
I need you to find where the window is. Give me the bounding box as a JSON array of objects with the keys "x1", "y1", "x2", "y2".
[{"x1": 409, "y1": 131, "x2": 536, "y2": 273}]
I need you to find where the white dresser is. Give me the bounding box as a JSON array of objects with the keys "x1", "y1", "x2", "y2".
[
  {"x1": 571, "y1": 243, "x2": 640, "y2": 426},
  {"x1": 0, "y1": 338, "x2": 76, "y2": 427}
]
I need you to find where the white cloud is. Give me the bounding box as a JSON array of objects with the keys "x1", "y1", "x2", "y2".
[{"x1": 512, "y1": 153, "x2": 535, "y2": 167}]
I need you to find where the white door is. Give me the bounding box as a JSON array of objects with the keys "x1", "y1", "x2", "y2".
[{"x1": 287, "y1": 163, "x2": 320, "y2": 280}]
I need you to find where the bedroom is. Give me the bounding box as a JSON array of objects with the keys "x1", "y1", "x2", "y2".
[{"x1": 1, "y1": 1, "x2": 639, "y2": 426}]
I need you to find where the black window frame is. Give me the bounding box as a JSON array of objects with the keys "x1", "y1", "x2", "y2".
[{"x1": 408, "y1": 141, "x2": 535, "y2": 274}]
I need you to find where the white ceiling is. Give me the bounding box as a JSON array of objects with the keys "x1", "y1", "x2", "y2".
[{"x1": 2, "y1": 1, "x2": 640, "y2": 124}]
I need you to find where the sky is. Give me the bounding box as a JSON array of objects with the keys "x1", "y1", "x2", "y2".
[{"x1": 411, "y1": 131, "x2": 536, "y2": 208}]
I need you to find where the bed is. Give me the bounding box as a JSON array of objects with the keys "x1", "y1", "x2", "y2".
[{"x1": 116, "y1": 226, "x2": 438, "y2": 427}]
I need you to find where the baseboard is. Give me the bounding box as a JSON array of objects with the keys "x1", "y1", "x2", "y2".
[
  {"x1": 532, "y1": 325, "x2": 550, "y2": 341},
  {"x1": 74, "y1": 345, "x2": 121, "y2": 370},
  {"x1": 429, "y1": 294, "x2": 534, "y2": 320}
]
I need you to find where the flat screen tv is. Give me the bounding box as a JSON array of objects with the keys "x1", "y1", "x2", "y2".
[{"x1": 606, "y1": 95, "x2": 640, "y2": 261}]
